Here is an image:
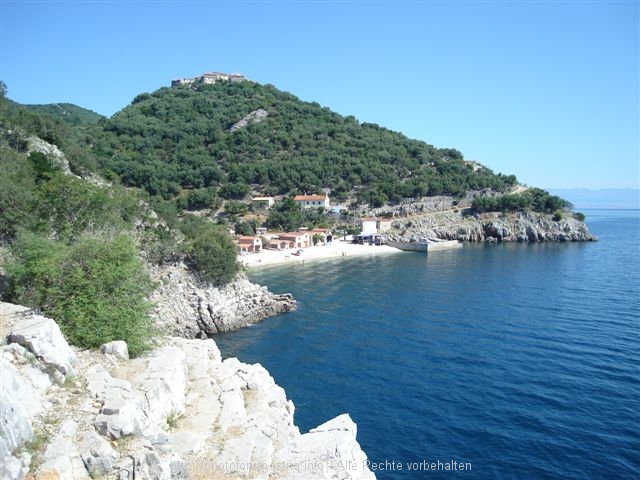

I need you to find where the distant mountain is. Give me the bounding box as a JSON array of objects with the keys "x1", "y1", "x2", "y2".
[
  {"x1": 25, "y1": 103, "x2": 104, "y2": 126},
  {"x1": 548, "y1": 189, "x2": 640, "y2": 210}
]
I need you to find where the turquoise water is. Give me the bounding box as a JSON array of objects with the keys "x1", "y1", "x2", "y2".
[{"x1": 216, "y1": 210, "x2": 640, "y2": 479}]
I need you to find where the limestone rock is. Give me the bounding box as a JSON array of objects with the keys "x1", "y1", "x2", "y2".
[
  {"x1": 100, "y1": 340, "x2": 129, "y2": 360},
  {"x1": 5, "y1": 304, "x2": 77, "y2": 378},
  {"x1": 230, "y1": 108, "x2": 269, "y2": 132},
  {"x1": 135, "y1": 345, "x2": 188, "y2": 427},
  {"x1": 0, "y1": 359, "x2": 36, "y2": 450},
  {"x1": 37, "y1": 419, "x2": 91, "y2": 480},
  {"x1": 150, "y1": 265, "x2": 296, "y2": 337},
  {"x1": 78, "y1": 430, "x2": 118, "y2": 477},
  {"x1": 386, "y1": 207, "x2": 597, "y2": 244},
  {"x1": 0, "y1": 358, "x2": 36, "y2": 480},
  {"x1": 276, "y1": 414, "x2": 375, "y2": 480},
  {"x1": 26, "y1": 135, "x2": 76, "y2": 177},
  {"x1": 94, "y1": 375, "x2": 147, "y2": 439}
]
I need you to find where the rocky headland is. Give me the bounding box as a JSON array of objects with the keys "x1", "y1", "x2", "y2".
[
  {"x1": 0, "y1": 302, "x2": 374, "y2": 480},
  {"x1": 386, "y1": 210, "x2": 596, "y2": 243},
  {"x1": 372, "y1": 195, "x2": 597, "y2": 243},
  {"x1": 149, "y1": 264, "x2": 296, "y2": 338}
]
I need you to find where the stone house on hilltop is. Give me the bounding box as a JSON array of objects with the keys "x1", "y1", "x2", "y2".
[{"x1": 171, "y1": 72, "x2": 246, "y2": 87}]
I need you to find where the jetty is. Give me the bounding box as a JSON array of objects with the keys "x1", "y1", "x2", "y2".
[{"x1": 388, "y1": 239, "x2": 463, "y2": 252}]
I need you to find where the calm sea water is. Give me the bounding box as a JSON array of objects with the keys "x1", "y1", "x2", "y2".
[{"x1": 216, "y1": 210, "x2": 640, "y2": 479}]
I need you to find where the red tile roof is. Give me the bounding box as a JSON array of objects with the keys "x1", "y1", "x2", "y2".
[
  {"x1": 294, "y1": 195, "x2": 327, "y2": 201},
  {"x1": 238, "y1": 236, "x2": 258, "y2": 244},
  {"x1": 279, "y1": 232, "x2": 308, "y2": 240}
]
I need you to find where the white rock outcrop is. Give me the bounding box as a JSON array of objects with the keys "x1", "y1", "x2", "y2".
[
  {"x1": 6, "y1": 304, "x2": 78, "y2": 380},
  {"x1": 0, "y1": 302, "x2": 375, "y2": 480},
  {"x1": 100, "y1": 340, "x2": 130, "y2": 360},
  {"x1": 27, "y1": 135, "x2": 77, "y2": 177},
  {"x1": 230, "y1": 108, "x2": 269, "y2": 132},
  {"x1": 151, "y1": 265, "x2": 296, "y2": 337}
]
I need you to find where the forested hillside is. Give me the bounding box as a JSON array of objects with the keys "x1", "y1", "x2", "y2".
[
  {"x1": 25, "y1": 102, "x2": 104, "y2": 126},
  {"x1": 0, "y1": 93, "x2": 239, "y2": 355},
  {"x1": 93, "y1": 80, "x2": 518, "y2": 205}
]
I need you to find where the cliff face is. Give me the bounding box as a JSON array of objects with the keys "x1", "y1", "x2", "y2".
[
  {"x1": 0, "y1": 302, "x2": 374, "y2": 480},
  {"x1": 386, "y1": 210, "x2": 597, "y2": 243},
  {"x1": 150, "y1": 264, "x2": 296, "y2": 337}
]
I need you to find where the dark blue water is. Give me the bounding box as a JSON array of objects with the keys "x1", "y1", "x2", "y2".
[{"x1": 216, "y1": 210, "x2": 640, "y2": 479}]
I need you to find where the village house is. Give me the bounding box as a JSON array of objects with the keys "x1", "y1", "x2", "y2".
[
  {"x1": 277, "y1": 232, "x2": 311, "y2": 249},
  {"x1": 252, "y1": 197, "x2": 275, "y2": 210},
  {"x1": 293, "y1": 194, "x2": 330, "y2": 209},
  {"x1": 236, "y1": 236, "x2": 262, "y2": 253},
  {"x1": 310, "y1": 228, "x2": 333, "y2": 245},
  {"x1": 171, "y1": 72, "x2": 246, "y2": 87},
  {"x1": 256, "y1": 227, "x2": 267, "y2": 236},
  {"x1": 360, "y1": 217, "x2": 378, "y2": 234},
  {"x1": 269, "y1": 239, "x2": 290, "y2": 251}
]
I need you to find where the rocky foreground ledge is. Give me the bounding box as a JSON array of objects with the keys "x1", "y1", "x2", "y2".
[{"x1": 0, "y1": 302, "x2": 375, "y2": 480}]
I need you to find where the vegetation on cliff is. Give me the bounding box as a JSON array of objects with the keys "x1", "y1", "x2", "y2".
[
  {"x1": 472, "y1": 188, "x2": 569, "y2": 215},
  {"x1": 0, "y1": 93, "x2": 238, "y2": 354},
  {"x1": 6, "y1": 233, "x2": 154, "y2": 356}
]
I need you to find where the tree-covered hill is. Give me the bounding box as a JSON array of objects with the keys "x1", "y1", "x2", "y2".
[
  {"x1": 0, "y1": 94, "x2": 239, "y2": 355},
  {"x1": 25, "y1": 102, "x2": 104, "y2": 126},
  {"x1": 93, "y1": 80, "x2": 518, "y2": 205}
]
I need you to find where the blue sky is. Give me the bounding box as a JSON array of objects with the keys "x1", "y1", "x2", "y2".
[{"x1": 1, "y1": 1, "x2": 638, "y2": 190}]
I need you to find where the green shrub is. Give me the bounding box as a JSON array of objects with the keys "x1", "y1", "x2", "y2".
[
  {"x1": 552, "y1": 210, "x2": 563, "y2": 221},
  {"x1": 224, "y1": 200, "x2": 248, "y2": 216},
  {"x1": 187, "y1": 187, "x2": 218, "y2": 210},
  {"x1": 180, "y1": 216, "x2": 240, "y2": 285},
  {"x1": 573, "y1": 212, "x2": 586, "y2": 222},
  {"x1": 0, "y1": 147, "x2": 39, "y2": 242},
  {"x1": 6, "y1": 233, "x2": 154, "y2": 356}
]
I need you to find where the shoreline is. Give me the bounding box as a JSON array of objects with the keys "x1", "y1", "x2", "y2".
[{"x1": 239, "y1": 240, "x2": 404, "y2": 269}]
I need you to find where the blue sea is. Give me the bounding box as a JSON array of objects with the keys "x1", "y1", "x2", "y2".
[{"x1": 216, "y1": 209, "x2": 640, "y2": 479}]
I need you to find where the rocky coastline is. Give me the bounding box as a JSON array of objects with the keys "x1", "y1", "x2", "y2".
[
  {"x1": 385, "y1": 210, "x2": 597, "y2": 244},
  {"x1": 150, "y1": 263, "x2": 296, "y2": 338},
  {"x1": 0, "y1": 302, "x2": 374, "y2": 480},
  {"x1": 365, "y1": 194, "x2": 596, "y2": 244}
]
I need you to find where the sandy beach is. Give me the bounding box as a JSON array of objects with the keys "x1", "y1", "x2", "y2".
[{"x1": 239, "y1": 240, "x2": 403, "y2": 269}]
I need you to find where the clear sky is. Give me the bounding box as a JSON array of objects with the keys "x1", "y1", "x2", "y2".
[{"x1": 1, "y1": 0, "x2": 638, "y2": 190}]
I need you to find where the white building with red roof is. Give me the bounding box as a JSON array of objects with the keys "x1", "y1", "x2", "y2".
[
  {"x1": 293, "y1": 194, "x2": 330, "y2": 209},
  {"x1": 237, "y1": 236, "x2": 262, "y2": 253}
]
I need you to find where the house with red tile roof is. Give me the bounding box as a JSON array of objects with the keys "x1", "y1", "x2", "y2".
[
  {"x1": 277, "y1": 232, "x2": 310, "y2": 249},
  {"x1": 293, "y1": 194, "x2": 330, "y2": 209},
  {"x1": 237, "y1": 236, "x2": 262, "y2": 253}
]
